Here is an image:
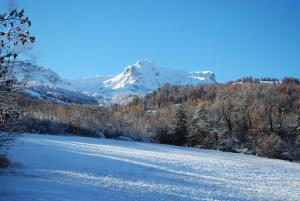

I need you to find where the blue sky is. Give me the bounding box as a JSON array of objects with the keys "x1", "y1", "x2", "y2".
[{"x1": 2, "y1": 0, "x2": 300, "y2": 82}]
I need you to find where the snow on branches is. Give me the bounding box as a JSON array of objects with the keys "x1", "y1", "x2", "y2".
[{"x1": 0, "y1": 9, "x2": 35, "y2": 89}]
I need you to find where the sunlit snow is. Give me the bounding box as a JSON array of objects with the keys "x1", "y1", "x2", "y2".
[{"x1": 1, "y1": 134, "x2": 299, "y2": 201}]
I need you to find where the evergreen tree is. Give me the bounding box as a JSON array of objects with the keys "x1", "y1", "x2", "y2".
[
  {"x1": 174, "y1": 107, "x2": 188, "y2": 146},
  {"x1": 190, "y1": 104, "x2": 210, "y2": 146}
]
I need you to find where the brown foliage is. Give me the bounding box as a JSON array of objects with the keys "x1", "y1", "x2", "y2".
[{"x1": 7, "y1": 80, "x2": 300, "y2": 161}]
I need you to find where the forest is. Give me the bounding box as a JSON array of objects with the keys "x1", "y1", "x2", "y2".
[{"x1": 2, "y1": 77, "x2": 300, "y2": 161}]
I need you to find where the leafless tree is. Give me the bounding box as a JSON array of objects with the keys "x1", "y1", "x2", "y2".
[{"x1": 0, "y1": 8, "x2": 35, "y2": 151}]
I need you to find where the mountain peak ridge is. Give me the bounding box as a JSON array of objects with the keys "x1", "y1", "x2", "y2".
[{"x1": 13, "y1": 59, "x2": 216, "y2": 105}]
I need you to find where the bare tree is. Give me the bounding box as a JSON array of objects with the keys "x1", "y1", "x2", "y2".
[
  {"x1": 0, "y1": 9, "x2": 35, "y2": 151},
  {"x1": 0, "y1": 9, "x2": 35, "y2": 87},
  {"x1": 218, "y1": 93, "x2": 233, "y2": 134}
]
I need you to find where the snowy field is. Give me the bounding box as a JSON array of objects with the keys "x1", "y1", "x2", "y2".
[{"x1": 1, "y1": 134, "x2": 300, "y2": 201}]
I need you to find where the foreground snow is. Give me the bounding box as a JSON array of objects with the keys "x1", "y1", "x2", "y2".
[{"x1": 1, "y1": 134, "x2": 300, "y2": 201}]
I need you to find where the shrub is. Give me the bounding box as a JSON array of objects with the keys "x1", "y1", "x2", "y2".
[{"x1": 0, "y1": 155, "x2": 9, "y2": 168}]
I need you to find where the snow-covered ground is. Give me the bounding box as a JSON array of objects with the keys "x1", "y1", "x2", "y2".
[{"x1": 1, "y1": 134, "x2": 300, "y2": 201}]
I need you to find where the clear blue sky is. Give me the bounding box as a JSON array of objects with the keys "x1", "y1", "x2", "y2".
[{"x1": 3, "y1": 0, "x2": 300, "y2": 82}]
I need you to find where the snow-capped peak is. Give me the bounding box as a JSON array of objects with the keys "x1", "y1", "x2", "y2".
[
  {"x1": 134, "y1": 59, "x2": 157, "y2": 68},
  {"x1": 13, "y1": 59, "x2": 216, "y2": 105},
  {"x1": 103, "y1": 59, "x2": 216, "y2": 96},
  {"x1": 103, "y1": 59, "x2": 164, "y2": 92}
]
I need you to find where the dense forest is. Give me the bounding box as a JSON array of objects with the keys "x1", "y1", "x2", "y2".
[{"x1": 2, "y1": 77, "x2": 300, "y2": 161}]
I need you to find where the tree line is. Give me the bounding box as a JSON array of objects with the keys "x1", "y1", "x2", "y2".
[
  {"x1": 5, "y1": 80, "x2": 299, "y2": 161},
  {"x1": 114, "y1": 81, "x2": 300, "y2": 161}
]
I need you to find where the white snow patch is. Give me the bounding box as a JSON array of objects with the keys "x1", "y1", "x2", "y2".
[
  {"x1": 1, "y1": 134, "x2": 299, "y2": 201},
  {"x1": 23, "y1": 89, "x2": 42, "y2": 99}
]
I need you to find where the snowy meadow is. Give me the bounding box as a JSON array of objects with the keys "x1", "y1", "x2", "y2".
[{"x1": 1, "y1": 134, "x2": 300, "y2": 201}]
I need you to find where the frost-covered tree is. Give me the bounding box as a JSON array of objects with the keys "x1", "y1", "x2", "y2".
[
  {"x1": 0, "y1": 8, "x2": 35, "y2": 151},
  {"x1": 0, "y1": 9, "x2": 35, "y2": 88},
  {"x1": 261, "y1": 87, "x2": 278, "y2": 133},
  {"x1": 189, "y1": 104, "x2": 211, "y2": 146},
  {"x1": 256, "y1": 133, "x2": 283, "y2": 159},
  {"x1": 296, "y1": 109, "x2": 300, "y2": 133}
]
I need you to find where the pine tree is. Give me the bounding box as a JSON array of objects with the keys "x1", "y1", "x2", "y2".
[{"x1": 174, "y1": 107, "x2": 188, "y2": 146}]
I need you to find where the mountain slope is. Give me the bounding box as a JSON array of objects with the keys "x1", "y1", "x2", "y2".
[
  {"x1": 13, "y1": 61, "x2": 69, "y2": 88},
  {"x1": 103, "y1": 59, "x2": 216, "y2": 96},
  {"x1": 13, "y1": 60, "x2": 216, "y2": 104},
  {"x1": 66, "y1": 75, "x2": 112, "y2": 96},
  {"x1": 13, "y1": 62, "x2": 99, "y2": 104},
  {"x1": 1, "y1": 134, "x2": 299, "y2": 201}
]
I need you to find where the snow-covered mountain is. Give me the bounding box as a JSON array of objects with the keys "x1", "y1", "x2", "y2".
[
  {"x1": 13, "y1": 60, "x2": 216, "y2": 105},
  {"x1": 66, "y1": 75, "x2": 112, "y2": 96},
  {"x1": 102, "y1": 59, "x2": 215, "y2": 96},
  {"x1": 13, "y1": 62, "x2": 99, "y2": 104},
  {"x1": 13, "y1": 61, "x2": 69, "y2": 88}
]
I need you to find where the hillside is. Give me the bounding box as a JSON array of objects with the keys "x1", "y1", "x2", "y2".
[{"x1": 1, "y1": 134, "x2": 300, "y2": 201}]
